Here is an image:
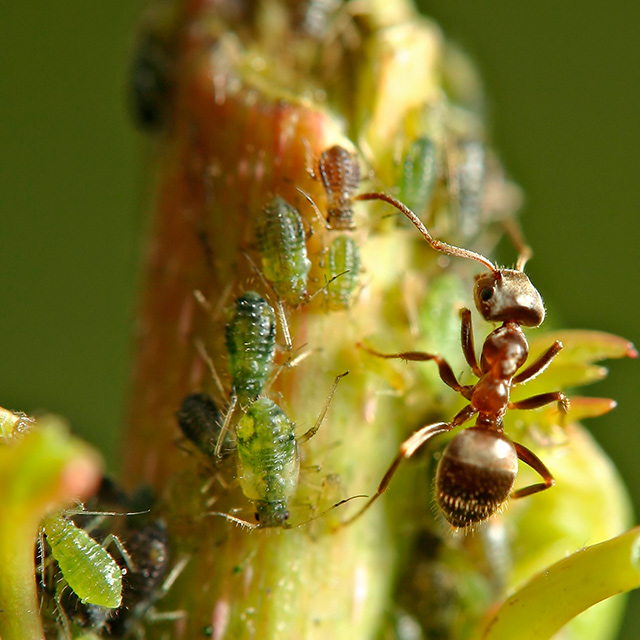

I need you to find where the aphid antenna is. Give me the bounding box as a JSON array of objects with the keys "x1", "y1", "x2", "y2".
[
  {"x1": 306, "y1": 269, "x2": 351, "y2": 304},
  {"x1": 261, "y1": 344, "x2": 315, "y2": 396},
  {"x1": 295, "y1": 186, "x2": 330, "y2": 230},
  {"x1": 194, "y1": 338, "x2": 228, "y2": 407},
  {"x1": 286, "y1": 493, "x2": 367, "y2": 530},
  {"x1": 297, "y1": 370, "x2": 349, "y2": 444},
  {"x1": 356, "y1": 192, "x2": 498, "y2": 273},
  {"x1": 207, "y1": 494, "x2": 367, "y2": 531},
  {"x1": 243, "y1": 251, "x2": 293, "y2": 352}
]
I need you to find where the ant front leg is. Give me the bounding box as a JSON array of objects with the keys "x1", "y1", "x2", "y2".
[
  {"x1": 513, "y1": 340, "x2": 563, "y2": 385},
  {"x1": 511, "y1": 442, "x2": 555, "y2": 499},
  {"x1": 358, "y1": 342, "x2": 473, "y2": 399},
  {"x1": 339, "y1": 421, "x2": 452, "y2": 527}
]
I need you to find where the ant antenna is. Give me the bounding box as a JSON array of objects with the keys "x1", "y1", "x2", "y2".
[
  {"x1": 357, "y1": 192, "x2": 497, "y2": 273},
  {"x1": 502, "y1": 217, "x2": 533, "y2": 271}
]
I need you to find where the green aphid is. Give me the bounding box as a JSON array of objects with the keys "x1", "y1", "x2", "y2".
[
  {"x1": 42, "y1": 513, "x2": 122, "y2": 609},
  {"x1": 225, "y1": 292, "x2": 276, "y2": 406},
  {"x1": 235, "y1": 397, "x2": 300, "y2": 527},
  {"x1": 213, "y1": 372, "x2": 346, "y2": 528},
  {"x1": 450, "y1": 138, "x2": 486, "y2": 237},
  {"x1": 176, "y1": 392, "x2": 232, "y2": 458},
  {"x1": 256, "y1": 196, "x2": 311, "y2": 305},
  {"x1": 326, "y1": 234, "x2": 361, "y2": 310},
  {"x1": 398, "y1": 136, "x2": 439, "y2": 216}
]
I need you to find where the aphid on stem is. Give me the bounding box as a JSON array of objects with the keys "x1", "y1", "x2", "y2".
[
  {"x1": 341, "y1": 191, "x2": 575, "y2": 529},
  {"x1": 209, "y1": 371, "x2": 354, "y2": 529},
  {"x1": 304, "y1": 144, "x2": 360, "y2": 231}
]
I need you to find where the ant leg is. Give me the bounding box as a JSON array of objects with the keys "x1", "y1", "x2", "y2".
[
  {"x1": 513, "y1": 341, "x2": 563, "y2": 385},
  {"x1": 338, "y1": 421, "x2": 453, "y2": 527},
  {"x1": 298, "y1": 371, "x2": 349, "y2": 444},
  {"x1": 509, "y1": 391, "x2": 570, "y2": 414},
  {"x1": 460, "y1": 308, "x2": 482, "y2": 377},
  {"x1": 358, "y1": 342, "x2": 473, "y2": 397},
  {"x1": 511, "y1": 442, "x2": 555, "y2": 499}
]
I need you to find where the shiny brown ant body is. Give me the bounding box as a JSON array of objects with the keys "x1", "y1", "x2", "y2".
[
  {"x1": 344, "y1": 192, "x2": 570, "y2": 529},
  {"x1": 308, "y1": 144, "x2": 360, "y2": 230}
]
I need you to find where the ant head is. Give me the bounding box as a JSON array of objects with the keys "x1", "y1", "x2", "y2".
[
  {"x1": 473, "y1": 269, "x2": 545, "y2": 327},
  {"x1": 436, "y1": 427, "x2": 518, "y2": 528},
  {"x1": 254, "y1": 500, "x2": 289, "y2": 528}
]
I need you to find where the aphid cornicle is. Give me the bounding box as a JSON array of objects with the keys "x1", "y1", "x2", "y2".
[
  {"x1": 214, "y1": 372, "x2": 348, "y2": 529},
  {"x1": 343, "y1": 191, "x2": 571, "y2": 529},
  {"x1": 256, "y1": 196, "x2": 311, "y2": 305},
  {"x1": 225, "y1": 291, "x2": 277, "y2": 406},
  {"x1": 176, "y1": 392, "x2": 232, "y2": 458},
  {"x1": 326, "y1": 235, "x2": 361, "y2": 310},
  {"x1": 42, "y1": 513, "x2": 123, "y2": 608}
]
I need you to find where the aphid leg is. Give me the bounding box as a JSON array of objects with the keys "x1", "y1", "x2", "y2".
[
  {"x1": 511, "y1": 442, "x2": 555, "y2": 499},
  {"x1": 207, "y1": 511, "x2": 258, "y2": 530},
  {"x1": 101, "y1": 533, "x2": 136, "y2": 573},
  {"x1": 508, "y1": 391, "x2": 570, "y2": 415},
  {"x1": 358, "y1": 342, "x2": 473, "y2": 397},
  {"x1": 214, "y1": 394, "x2": 237, "y2": 459},
  {"x1": 297, "y1": 371, "x2": 349, "y2": 444},
  {"x1": 338, "y1": 421, "x2": 452, "y2": 527},
  {"x1": 459, "y1": 308, "x2": 482, "y2": 377},
  {"x1": 512, "y1": 340, "x2": 563, "y2": 385},
  {"x1": 275, "y1": 298, "x2": 293, "y2": 352}
]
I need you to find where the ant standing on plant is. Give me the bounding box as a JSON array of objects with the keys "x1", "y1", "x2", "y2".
[{"x1": 342, "y1": 191, "x2": 571, "y2": 529}]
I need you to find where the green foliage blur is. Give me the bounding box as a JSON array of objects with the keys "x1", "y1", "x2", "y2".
[{"x1": 0, "y1": 1, "x2": 638, "y2": 636}]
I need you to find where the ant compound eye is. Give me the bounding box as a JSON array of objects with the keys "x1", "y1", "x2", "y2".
[{"x1": 480, "y1": 287, "x2": 494, "y2": 301}]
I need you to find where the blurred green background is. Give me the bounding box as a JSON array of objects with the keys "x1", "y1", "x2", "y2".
[{"x1": 1, "y1": 1, "x2": 638, "y2": 636}]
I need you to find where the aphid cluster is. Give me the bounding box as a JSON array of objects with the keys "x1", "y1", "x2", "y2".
[
  {"x1": 180, "y1": 286, "x2": 348, "y2": 528},
  {"x1": 40, "y1": 484, "x2": 184, "y2": 639}
]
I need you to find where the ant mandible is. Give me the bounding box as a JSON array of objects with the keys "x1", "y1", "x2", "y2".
[{"x1": 344, "y1": 192, "x2": 570, "y2": 529}]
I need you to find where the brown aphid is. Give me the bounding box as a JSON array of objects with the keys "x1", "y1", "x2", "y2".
[
  {"x1": 313, "y1": 145, "x2": 360, "y2": 230},
  {"x1": 341, "y1": 191, "x2": 572, "y2": 530}
]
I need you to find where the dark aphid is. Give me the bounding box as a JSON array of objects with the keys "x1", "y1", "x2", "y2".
[
  {"x1": 129, "y1": 34, "x2": 174, "y2": 131},
  {"x1": 42, "y1": 513, "x2": 123, "y2": 608},
  {"x1": 106, "y1": 521, "x2": 176, "y2": 637},
  {"x1": 213, "y1": 372, "x2": 348, "y2": 529},
  {"x1": 256, "y1": 197, "x2": 311, "y2": 305},
  {"x1": 398, "y1": 136, "x2": 439, "y2": 217},
  {"x1": 225, "y1": 291, "x2": 277, "y2": 406},
  {"x1": 342, "y1": 191, "x2": 573, "y2": 530},
  {"x1": 326, "y1": 235, "x2": 361, "y2": 310},
  {"x1": 176, "y1": 392, "x2": 232, "y2": 458},
  {"x1": 316, "y1": 145, "x2": 360, "y2": 230}
]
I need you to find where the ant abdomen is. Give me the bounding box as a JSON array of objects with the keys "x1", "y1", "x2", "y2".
[{"x1": 436, "y1": 428, "x2": 518, "y2": 528}]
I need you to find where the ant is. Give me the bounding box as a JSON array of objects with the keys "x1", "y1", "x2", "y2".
[{"x1": 342, "y1": 191, "x2": 570, "y2": 529}]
